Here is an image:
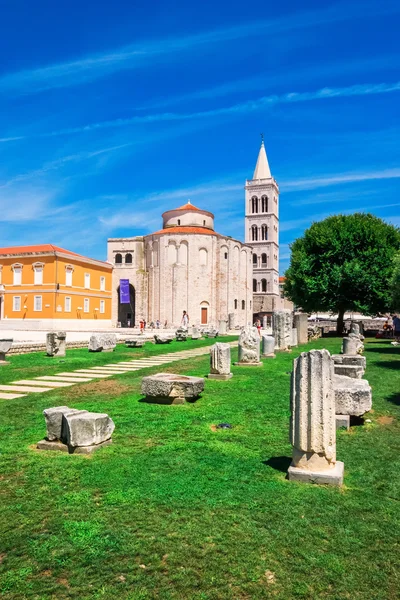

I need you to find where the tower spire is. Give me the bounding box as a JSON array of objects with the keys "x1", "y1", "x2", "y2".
[{"x1": 253, "y1": 138, "x2": 271, "y2": 179}]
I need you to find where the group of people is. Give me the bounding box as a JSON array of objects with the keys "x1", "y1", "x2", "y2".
[{"x1": 382, "y1": 314, "x2": 400, "y2": 340}]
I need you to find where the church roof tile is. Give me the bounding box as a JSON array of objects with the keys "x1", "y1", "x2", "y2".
[{"x1": 151, "y1": 226, "x2": 218, "y2": 236}]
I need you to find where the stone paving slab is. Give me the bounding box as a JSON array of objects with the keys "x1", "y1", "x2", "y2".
[
  {"x1": 0, "y1": 384, "x2": 52, "y2": 393},
  {"x1": 75, "y1": 370, "x2": 113, "y2": 376},
  {"x1": 11, "y1": 379, "x2": 74, "y2": 388},
  {"x1": 0, "y1": 392, "x2": 27, "y2": 399},
  {"x1": 57, "y1": 372, "x2": 111, "y2": 379},
  {"x1": 36, "y1": 376, "x2": 93, "y2": 383}
]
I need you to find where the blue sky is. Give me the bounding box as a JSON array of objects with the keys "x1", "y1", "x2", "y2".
[{"x1": 0, "y1": 0, "x2": 399, "y2": 273}]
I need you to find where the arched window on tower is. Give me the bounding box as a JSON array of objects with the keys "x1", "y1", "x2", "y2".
[
  {"x1": 251, "y1": 196, "x2": 258, "y2": 214},
  {"x1": 261, "y1": 196, "x2": 268, "y2": 212},
  {"x1": 252, "y1": 253, "x2": 257, "y2": 266},
  {"x1": 253, "y1": 279, "x2": 257, "y2": 292},
  {"x1": 261, "y1": 279, "x2": 267, "y2": 292},
  {"x1": 261, "y1": 225, "x2": 268, "y2": 240},
  {"x1": 251, "y1": 225, "x2": 258, "y2": 241},
  {"x1": 125, "y1": 253, "x2": 132, "y2": 264},
  {"x1": 261, "y1": 253, "x2": 267, "y2": 266},
  {"x1": 115, "y1": 253, "x2": 122, "y2": 264}
]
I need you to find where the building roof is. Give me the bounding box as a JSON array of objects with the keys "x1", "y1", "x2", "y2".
[
  {"x1": 253, "y1": 140, "x2": 271, "y2": 179},
  {"x1": 0, "y1": 244, "x2": 111, "y2": 267},
  {"x1": 161, "y1": 200, "x2": 214, "y2": 219},
  {"x1": 279, "y1": 276, "x2": 286, "y2": 283},
  {"x1": 151, "y1": 226, "x2": 218, "y2": 236}
]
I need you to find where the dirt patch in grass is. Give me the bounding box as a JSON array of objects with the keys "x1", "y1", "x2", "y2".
[
  {"x1": 62, "y1": 379, "x2": 131, "y2": 399},
  {"x1": 209, "y1": 424, "x2": 217, "y2": 431},
  {"x1": 377, "y1": 415, "x2": 395, "y2": 425}
]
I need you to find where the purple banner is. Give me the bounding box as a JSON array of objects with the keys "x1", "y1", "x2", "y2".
[{"x1": 120, "y1": 279, "x2": 130, "y2": 304}]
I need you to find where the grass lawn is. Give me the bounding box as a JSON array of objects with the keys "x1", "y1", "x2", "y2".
[{"x1": 0, "y1": 337, "x2": 399, "y2": 599}]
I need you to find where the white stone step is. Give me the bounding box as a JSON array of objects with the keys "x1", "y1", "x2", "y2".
[
  {"x1": 36, "y1": 376, "x2": 92, "y2": 383},
  {"x1": 58, "y1": 372, "x2": 110, "y2": 379},
  {"x1": 0, "y1": 392, "x2": 27, "y2": 399},
  {"x1": 0, "y1": 384, "x2": 51, "y2": 393},
  {"x1": 11, "y1": 379, "x2": 74, "y2": 388}
]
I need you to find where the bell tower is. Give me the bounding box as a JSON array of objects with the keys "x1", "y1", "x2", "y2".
[{"x1": 245, "y1": 138, "x2": 280, "y2": 314}]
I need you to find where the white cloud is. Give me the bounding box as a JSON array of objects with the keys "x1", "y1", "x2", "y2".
[{"x1": 282, "y1": 167, "x2": 400, "y2": 192}]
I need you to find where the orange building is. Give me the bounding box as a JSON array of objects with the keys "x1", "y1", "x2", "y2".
[{"x1": 0, "y1": 245, "x2": 112, "y2": 330}]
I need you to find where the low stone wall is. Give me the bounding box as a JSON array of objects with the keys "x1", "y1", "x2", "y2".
[{"x1": 8, "y1": 340, "x2": 90, "y2": 355}]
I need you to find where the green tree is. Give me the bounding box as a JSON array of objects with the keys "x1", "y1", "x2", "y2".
[
  {"x1": 284, "y1": 213, "x2": 400, "y2": 334},
  {"x1": 391, "y1": 252, "x2": 400, "y2": 311}
]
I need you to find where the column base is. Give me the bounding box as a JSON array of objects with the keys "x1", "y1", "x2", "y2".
[
  {"x1": 288, "y1": 461, "x2": 344, "y2": 486},
  {"x1": 262, "y1": 353, "x2": 276, "y2": 359},
  {"x1": 36, "y1": 439, "x2": 112, "y2": 454},
  {"x1": 233, "y1": 362, "x2": 263, "y2": 367},
  {"x1": 208, "y1": 373, "x2": 233, "y2": 380}
]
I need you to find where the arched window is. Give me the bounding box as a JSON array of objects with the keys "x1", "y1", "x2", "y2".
[
  {"x1": 261, "y1": 279, "x2": 267, "y2": 292},
  {"x1": 251, "y1": 225, "x2": 258, "y2": 241},
  {"x1": 261, "y1": 253, "x2": 267, "y2": 265},
  {"x1": 115, "y1": 253, "x2": 122, "y2": 264},
  {"x1": 251, "y1": 196, "x2": 258, "y2": 213},
  {"x1": 125, "y1": 253, "x2": 132, "y2": 264},
  {"x1": 241, "y1": 300, "x2": 245, "y2": 310},
  {"x1": 234, "y1": 299, "x2": 238, "y2": 309},
  {"x1": 261, "y1": 196, "x2": 268, "y2": 212},
  {"x1": 253, "y1": 279, "x2": 257, "y2": 292},
  {"x1": 261, "y1": 225, "x2": 268, "y2": 240},
  {"x1": 252, "y1": 253, "x2": 257, "y2": 265}
]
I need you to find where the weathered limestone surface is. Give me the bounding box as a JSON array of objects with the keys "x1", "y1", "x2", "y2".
[
  {"x1": 191, "y1": 327, "x2": 201, "y2": 340},
  {"x1": 125, "y1": 338, "x2": 145, "y2": 348},
  {"x1": 207, "y1": 329, "x2": 218, "y2": 338},
  {"x1": 291, "y1": 328, "x2": 298, "y2": 348},
  {"x1": 262, "y1": 315, "x2": 268, "y2": 329},
  {"x1": 261, "y1": 335, "x2": 275, "y2": 357},
  {"x1": 273, "y1": 310, "x2": 292, "y2": 350},
  {"x1": 336, "y1": 415, "x2": 350, "y2": 430},
  {"x1": 46, "y1": 332, "x2": 66, "y2": 357},
  {"x1": 209, "y1": 343, "x2": 232, "y2": 379},
  {"x1": 65, "y1": 411, "x2": 115, "y2": 447},
  {"x1": 0, "y1": 338, "x2": 13, "y2": 363},
  {"x1": 88, "y1": 334, "x2": 117, "y2": 352},
  {"x1": 334, "y1": 364, "x2": 364, "y2": 379},
  {"x1": 175, "y1": 329, "x2": 188, "y2": 341},
  {"x1": 333, "y1": 375, "x2": 372, "y2": 416},
  {"x1": 236, "y1": 326, "x2": 261, "y2": 365},
  {"x1": 294, "y1": 313, "x2": 308, "y2": 345},
  {"x1": 342, "y1": 337, "x2": 360, "y2": 355},
  {"x1": 219, "y1": 320, "x2": 227, "y2": 335},
  {"x1": 154, "y1": 334, "x2": 173, "y2": 344},
  {"x1": 142, "y1": 373, "x2": 204, "y2": 404},
  {"x1": 288, "y1": 349, "x2": 344, "y2": 485},
  {"x1": 332, "y1": 354, "x2": 366, "y2": 369},
  {"x1": 43, "y1": 406, "x2": 83, "y2": 441},
  {"x1": 228, "y1": 313, "x2": 235, "y2": 330}
]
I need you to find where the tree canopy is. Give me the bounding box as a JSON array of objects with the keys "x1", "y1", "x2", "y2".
[
  {"x1": 391, "y1": 252, "x2": 400, "y2": 311},
  {"x1": 284, "y1": 213, "x2": 400, "y2": 332}
]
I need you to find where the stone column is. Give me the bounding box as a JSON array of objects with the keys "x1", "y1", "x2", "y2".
[
  {"x1": 261, "y1": 335, "x2": 275, "y2": 358},
  {"x1": 219, "y1": 320, "x2": 227, "y2": 335},
  {"x1": 228, "y1": 313, "x2": 235, "y2": 330},
  {"x1": 288, "y1": 349, "x2": 344, "y2": 485},
  {"x1": 234, "y1": 326, "x2": 262, "y2": 366},
  {"x1": 273, "y1": 310, "x2": 292, "y2": 351},
  {"x1": 262, "y1": 315, "x2": 267, "y2": 329},
  {"x1": 46, "y1": 332, "x2": 66, "y2": 357},
  {"x1": 291, "y1": 328, "x2": 298, "y2": 347},
  {"x1": 208, "y1": 343, "x2": 232, "y2": 380},
  {"x1": 294, "y1": 313, "x2": 308, "y2": 345},
  {"x1": 342, "y1": 337, "x2": 363, "y2": 355}
]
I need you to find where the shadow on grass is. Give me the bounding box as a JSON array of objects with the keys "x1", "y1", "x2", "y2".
[
  {"x1": 365, "y1": 347, "x2": 400, "y2": 355},
  {"x1": 386, "y1": 393, "x2": 400, "y2": 406},
  {"x1": 374, "y1": 361, "x2": 400, "y2": 370},
  {"x1": 263, "y1": 456, "x2": 291, "y2": 473}
]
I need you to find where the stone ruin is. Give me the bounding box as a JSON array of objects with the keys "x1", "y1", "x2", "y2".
[
  {"x1": 37, "y1": 406, "x2": 115, "y2": 454},
  {"x1": 154, "y1": 334, "x2": 174, "y2": 344},
  {"x1": 341, "y1": 322, "x2": 365, "y2": 355},
  {"x1": 261, "y1": 334, "x2": 275, "y2": 358},
  {"x1": 273, "y1": 310, "x2": 292, "y2": 351},
  {"x1": 218, "y1": 320, "x2": 228, "y2": 335},
  {"x1": 333, "y1": 376, "x2": 372, "y2": 418},
  {"x1": 288, "y1": 349, "x2": 344, "y2": 486},
  {"x1": 291, "y1": 328, "x2": 298, "y2": 348},
  {"x1": 207, "y1": 329, "x2": 219, "y2": 339},
  {"x1": 208, "y1": 343, "x2": 232, "y2": 380},
  {"x1": 294, "y1": 313, "x2": 308, "y2": 345},
  {"x1": 228, "y1": 313, "x2": 235, "y2": 330},
  {"x1": 46, "y1": 331, "x2": 66, "y2": 357},
  {"x1": 0, "y1": 338, "x2": 13, "y2": 364},
  {"x1": 175, "y1": 328, "x2": 188, "y2": 341},
  {"x1": 125, "y1": 337, "x2": 145, "y2": 348},
  {"x1": 235, "y1": 326, "x2": 261, "y2": 366},
  {"x1": 141, "y1": 373, "x2": 205, "y2": 404},
  {"x1": 88, "y1": 333, "x2": 117, "y2": 352},
  {"x1": 191, "y1": 327, "x2": 201, "y2": 340},
  {"x1": 307, "y1": 325, "x2": 322, "y2": 341}
]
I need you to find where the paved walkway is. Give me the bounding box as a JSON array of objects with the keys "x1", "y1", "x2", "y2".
[{"x1": 0, "y1": 342, "x2": 238, "y2": 400}]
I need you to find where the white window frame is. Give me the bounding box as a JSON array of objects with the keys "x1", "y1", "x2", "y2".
[
  {"x1": 65, "y1": 266, "x2": 74, "y2": 286},
  {"x1": 12, "y1": 264, "x2": 22, "y2": 286},
  {"x1": 65, "y1": 297, "x2": 71, "y2": 313},
  {"x1": 100, "y1": 276, "x2": 105, "y2": 291},
  {"x1": 100, "y1": 300, "x2": 105, "y2": 314},
  {"x1": 84, "y1": 298, "x2": 89, "y2": 313},
  {"x1": 13, "y1": 296, "x2": 21, "y2": 311},
  {"x1": 84, "y1": 273, "x2": 90, "y2": 289},
  {"x1": 0, "y1": 266, "x2": 2, "y2": 285},
  {"x1": 33, "y1": 263, "x2": 44, "y2": 285},
  {"x1": 34, "y1": 296, "x2": 42, "y2": 312}
]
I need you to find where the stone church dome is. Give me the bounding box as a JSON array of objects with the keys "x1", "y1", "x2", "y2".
[{"x1": 159, "y1": 201, "x2": 215, "y2": 233}]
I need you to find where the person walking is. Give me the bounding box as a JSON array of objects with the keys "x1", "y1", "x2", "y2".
[
  {"x1": 393, "y1": 314, "x2": 400, "y2": 341},
  {"x1": 181, "y1": 310, "x2": 189, "y2": 328}
]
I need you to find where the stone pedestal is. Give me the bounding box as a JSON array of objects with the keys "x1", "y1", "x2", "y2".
[
  {"x1": 334, "y1": 364, "x2": 364, "y2": 379},
  {"x1": 294, "y1": 313, "x2": 308, "y2": 345},
  {"x1": 125, "y1": 338, "x2": 145, "y2": 348},
  {"x1": 0, "y1": 339, "x2": 13, "y2": 364},
  {"x1": 234, "y1": 326, "x2": 262, "y2": 366},
  {"x1": 228, "y1": 313, "x2": 235, "y2": 330},
  {"x1": 141, "y1": 373, "x2": 204, "y2": 404},
  {"x1": 288, "y1": 349, "x2": 344, "y2": 486},
  {"x1": 219, "y1": 320, "x2": 228, "y2": 335},
  {"x1": 333, "y1": 375, "x2": 372, "y2": 416},
  {"x1": 291, "y1": 328, "x2": 298, "y2": 347},
  {"x1": 261, "y1": 335, "x2": 275, "y2": 358},
  {"x1": 208, "y1": 343, "x2": 232, "y2": 380},
  {"x1": 46, "y1": 332, "x2": 66, "y2": 357},
  {"x1": 175, "y1": 329, "x2": 188, "y2": 341},
  {"x1": 332, "y1": 354, "x2": 366, "y2": 369},
  {"x1": 262, "y1": 315, "x2": 268, "y2": 329},
  {"x1": 88, "y1": 334, "x2": 116, "y2": 352},
  {"x1": 273, "y1": 310, "x2": 292, "y2": 351}
]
